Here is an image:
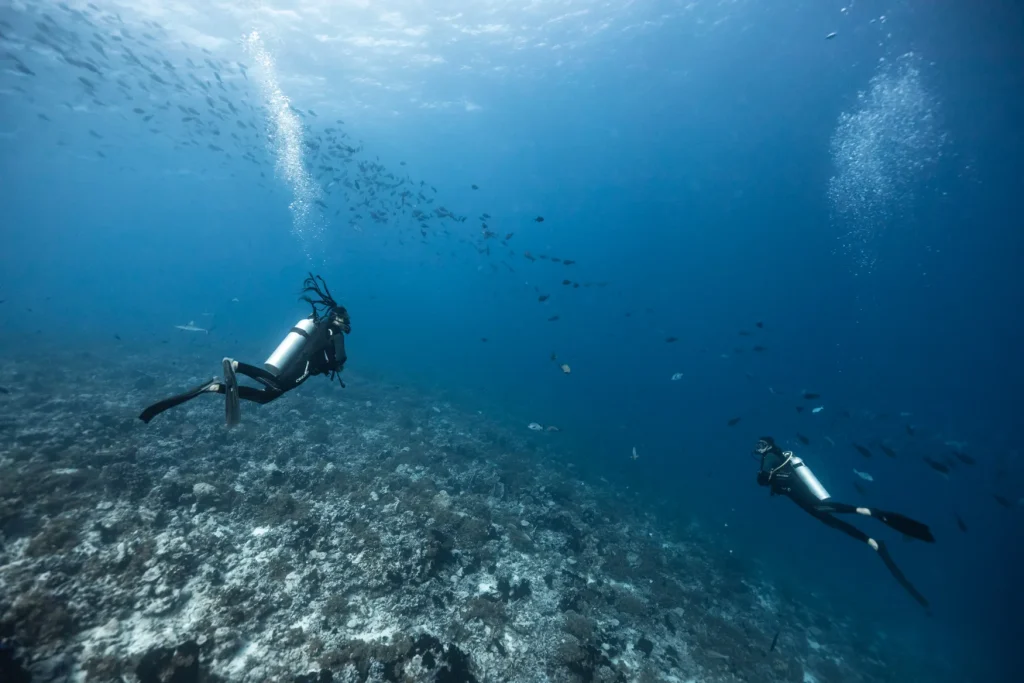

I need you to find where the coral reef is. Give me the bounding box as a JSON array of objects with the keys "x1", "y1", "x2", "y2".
[{"x1": 0, "y1": 347, "x2": 956, "y2": 682}]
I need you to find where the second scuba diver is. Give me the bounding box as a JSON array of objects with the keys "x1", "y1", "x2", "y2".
[
  {"x1": 753, "y1": 436, "x2": 935, "y2": 609},
  {"x1": 139, "y1": 274, "x2": 350, "y2": 426}
]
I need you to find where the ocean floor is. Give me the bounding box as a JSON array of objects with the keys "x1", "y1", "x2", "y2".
[{"x1": 0, "y1": 346, "x2": 946, "y2": 682}]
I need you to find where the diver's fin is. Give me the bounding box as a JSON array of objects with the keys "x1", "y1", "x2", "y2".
[
  {"x1": 876, "y1": 510, "x2": 935, "y2": 543},
  {"x1": 223, "y1": 358, "x2": 240, "y2": 427},
  {"x1": 139, "y1": 378, "x2": 219, "y2": 423}
]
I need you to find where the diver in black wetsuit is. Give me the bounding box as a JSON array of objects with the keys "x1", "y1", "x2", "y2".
[
  {"x1": 753, "y1": 437, "x2": 935, "y2": 609},
  {"x1": 139, "y1": 274, "x2": 350, "y2": 426}
]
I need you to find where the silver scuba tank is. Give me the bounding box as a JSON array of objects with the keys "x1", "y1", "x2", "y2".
[
  {"x1": 264, "y1": 317, "x2": 317, "y2": 376},
  {"x1": 789, "y1": 455, "x2": 831, "y2": 501}
]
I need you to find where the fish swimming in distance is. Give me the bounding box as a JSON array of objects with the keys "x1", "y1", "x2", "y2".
[
  {"x1": 727, "y1": 417, "x2": 742, "y2": 427},
  {"x1": 796, "y1": 433, "x2": 810, "y2": 445},
  {"x1": 538, "y1": 294, "x2": 549, "y2": 302},
  {"x1": 755, "y1": 321, "x2": 764, "y2": 328},
  {"x1": 879, "y1": 444, "x2": 897, "y2": 458},
  {"x1": 665, "y1": 336, "x2": 678, "y2": 343},
  {"x1": 0, "y1": 387, "x2": 9, "y2": 394},
  {"x1": 803, "y1": 392, "x2": 820, "y2": 400},
  {"x1": 905, "y1": 424, "x2": 915, "y2": 436},
  {"x1": 471, "y1": 184, "x2": 479, "y2": 190},
  {"x1": 993, "y1": 494, "x2": 1013, "y2": 508},
  {"x1": 955, "y1": 514, "x2": 967, "y2": 532},
  {"x1": 853, "y1": 481, "x2": 868, "y2": 496},
  {"x1": 811, "y1": 406, "x2": 824, "y2": 414},
  {"x1": 852, "y1": 443, "x2": 872, "y2": 458},
  {"x1": 953, "y1": 451, "x2": 975, "y2": 465},
  {"x1": 825, "y1": 31, "x2": 837, "y2": 40},
  {"x1": 923, "y1": 456, "x2": 950, "y2": 474},
  {"x1": 560, "y1": 364, "x2": 571, "y2": 374},
  {"x1": 174, "y1": 321, "x2": 209, "y2": 333},
  {"x1": 795, "y1": 406, "x2": 805, "y2": 413},
  {"x1": 631, "y1": 446, "x2": 639, "y2": 460},
  {"x1": 527, "y1": 422, "x2": 543, "y2": 431},
  {"x1": 752, "y1": 345, "x2": 767, "y2": 352},
  {"x1": 534, "y1": 216, "x2": 544, "y2": 222},
  {"x1": 547, "y1": 315, "x2": 560, "y2": 322},
  {"x1": 670, "y1": 372, "x2": 683, "y2": 381},
  {"x1": 853, "y1": 469, "x2": 874, "y2": 482}
]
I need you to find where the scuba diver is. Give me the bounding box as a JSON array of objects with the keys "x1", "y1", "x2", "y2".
[
  {"x1": 753, "y1": 437, "x2": 935, "y2": 609},
  {"x1": 139, "y1": 274, "x2": 350, "y2": 426}
]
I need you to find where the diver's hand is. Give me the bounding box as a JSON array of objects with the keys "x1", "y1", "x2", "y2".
[{"x1": 756, "y1": 471, "x2": 771, "y2": 487}]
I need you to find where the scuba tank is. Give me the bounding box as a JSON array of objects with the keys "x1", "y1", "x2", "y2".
[
  {"x1": 264, "y1": 318, "x2": 317, "y2": 376},
  {"x1": 788, "y1": 454, "x2": 831, "y2": 501}
]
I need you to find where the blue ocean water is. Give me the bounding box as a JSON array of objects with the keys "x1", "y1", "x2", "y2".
[{"x1": 1, "y1": 0, "x2": 1022, "y2": 680}]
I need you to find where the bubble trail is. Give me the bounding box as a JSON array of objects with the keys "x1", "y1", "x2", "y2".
[
  {"x1": 828, "y1": 53, "x2": 945, "y2": 273},
  {"x1": 243, "y1": 30, "x2": 323, "y2": 261}
]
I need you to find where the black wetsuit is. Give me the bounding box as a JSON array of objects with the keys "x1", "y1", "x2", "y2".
[
  {"x1": 139, "y1": 316, "x2": 347, "y2": 423},
  {"x1": 756, "y1": 438, "x2": 935, "y2": 609}
]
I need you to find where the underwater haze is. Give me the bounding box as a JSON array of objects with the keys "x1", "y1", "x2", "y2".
[{"x1": 1, "y1": 0, "x2": 1023, "y2": 681}]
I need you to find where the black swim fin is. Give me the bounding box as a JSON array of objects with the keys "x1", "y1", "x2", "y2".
[
  {"x1": 223, "y1": 358, "x2": 240, "y2": 427},
  {"x1": 876, "y1": 510, "x2": 935, "y2": 543}
]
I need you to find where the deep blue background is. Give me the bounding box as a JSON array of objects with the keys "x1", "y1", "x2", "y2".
[{"x1": 1, "y1": 0, "x2": 1022, "y2": 679}]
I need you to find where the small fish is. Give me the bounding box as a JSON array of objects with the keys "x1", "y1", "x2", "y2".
[
  {"x1": 905, "y1": 424, "x2": 915, "y2": 436},
  {"x1": 879, "y1": 444, "x2": 897, "y2": 458},
  {"x1": 114, "y1": 334, "x2": 122, "y2": 341},
  {"x1": 546, "y1": 425, "x2": 560, "y2": 432},
  {"x1": 803, "y1": 392, "x2": 820, "y2": 400},
  {"x1": 767, "y1": 630, "x2": 780, "y2": 655},
  {"x1": 631, "y1": 446, "x2": 639, "y2": 461},
  {"x1": 471, "y1": 184, "x2": 479, "y2": 190},
  {"x1": 670, "y1": 372, "x2": 683, "y2": 381},
  {"x1": 993, "y1": 494, "x2": 1012, "y2": 508},
  {"x1": 480, "y1": 337, "x2": 488, "y2": 342},
  {"x1": 738, "y1": 330, "x2": 751, "y2": 336},
  {"x1": 560, "y1": 363, "x2": 571, "y2": 374},
  {"x1": 824, "y1": 436, "x2": 835, "y2": 447},
  {"x1": 755, "y1": 321, "x2": 764, "y2": 328},
  {"x1": 796, "y1": 433, "x2": 810, "y2": 445},
  {"x1": 953, "y1": 451, "x2": 975, "y2": 465},
  {"x1": 955, "y1": 514, "x2": 967, "y2": 533},
  {"x1": 727, "y1": 417, "x2": 742, "y2": 427},
  {"x1": 538, "y1": 294, "x2": 549, "y2": 302},
  {"x1": 923, "y1": 456, "x2": 950, "y2": 474},
  {"x1": 534, "y1": 216, "x2": 544, "y2": 222},
  {"x1": 795, "y1": 406, "x2": 805, "y2": 413},
  {"x1": 853, "y1": 469, "x2": 874, "y2": 482},
  {"x1": 547, "y1": 315, "x2": 560, "y2": 322},
  {"x1": 753, "y1": 345, "x2": 767, "y2": 352},
  {"x1": 550, "y1": 352, "x2": 557, "y2": 361},
  {"x1": 825, "y1": 31, "x2": 838, "y2": 40},
  {"x1": 665, "y1": 336, "x2": 678, "y2": 343},
  {"x1": 174, "y1": 320, "x2": 209, "y2": 334},
  {"x1": 527, "y1": 422, "x2": 543, "y2": 431},
  {"x1": 811, "y1": 406, "x2": 824, "y2": 414},
  {"x1": 563, "y1": 260, "x2": 576, "y2": 266},
  {"x1": 853, "y1": 481, "x2": 868, "y2": 496},
  {"x1": 505, "y1": 233, "x2": 514, "y2": 241},
  {"x1": 852, "y1": 443, "x2": 872, "y2": 458},
  {"x1": 0, "y1": 387, "x2": 9, "y2": 394},
  {"x1": 561, "y1": 279, "x2": 571, "y2": 285}
]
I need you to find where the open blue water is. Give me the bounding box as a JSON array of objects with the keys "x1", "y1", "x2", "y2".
[{"x1": 1, "y1": 0, "x2": 1022, "y2": 680}]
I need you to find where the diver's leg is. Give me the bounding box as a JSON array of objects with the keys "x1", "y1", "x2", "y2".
[
  {"x1": 816, "y1": 501, "x2": 935, "y2": 543},
  {"x1": 793, "y1": 499, "x2": 930, "y2": 609},
  {"x1": 139, "y1": 378, "x2": 221, "y2": 423},
  {"x1": 232, "y1": 360, "x2": 283, "y2": 387},
  {"x1": 236, "y1": 386, "x2": 283, "y2": 405}
]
